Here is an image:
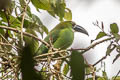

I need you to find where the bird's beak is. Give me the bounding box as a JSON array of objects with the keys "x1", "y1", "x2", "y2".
[{"x1": 73, "y1": 25, "x2": 89, "y2": 36}]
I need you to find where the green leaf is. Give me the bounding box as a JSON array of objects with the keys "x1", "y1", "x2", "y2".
[
  {"x1": 41, "y1": 25, "x2": 49, "y2": 34},
  {"x1": 32, "y1": 14, "x2": 43, "y2": 25},
  {"x1": 26, "y1": 6, "x2": 32, "y2": 17},
  {"x1": 19, "y1": 0, "x2": 26, "y2": 7},
  {"x1": 0, "y1": 11, "x2": 21, "y2": 28},
  {"x1": 113, "y1": 33, "x2": 120, "y2": 42},
  {"x1": 0, "y1": 11, "x2": 7, "y2": 22},
  {"x1": 0, "y1": 29, "x2": 5, "y2": 35},
  {"x1": 50, "y1": 0, "x2": 56, "y2": 7},
  {"x1": 20, "y1": 41, "x2": 42, "y2": 80},
  {"x1": 70, "y1": 50, "x2": 85, "y2": 80},
  {"x1": 18, "y1": 15, "x2": 48, "y2": 36},
  {"x1": 110, "y1": 23, "x2": 119, "y2": 34},
  {"x1": 31, "y1": 0, "x2": 51, "y2": 10},
  {"x1": 6, "y1": 1, "x2": 15, "y2": 14},
  {"x1": 64, "y1": 8, "x2": 72, "y2": 21},
  {"x1": 55, "y1": 0, "x2": 66, "y2": 21},
  {"x1": 63, "y1": 64, "x2": 69, "y2": 75},
  {"x1": 48, "y1": 0, "x2": 66, "y2": 21},
  {"x1": 96, "y1": 32, "x2": 107, "y2": 40},
  {"x1": 9, "y1": 16, "x2": 21, "y2": 27},
  {"x1": 32, "y1": 14, "x2": 48, "y2": 34},
  {"x1": 8, "y1": 30, "x2": 13, "y2": 38}
]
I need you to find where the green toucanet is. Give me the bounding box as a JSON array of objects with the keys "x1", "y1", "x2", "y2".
[
  {"x1": 20, "y1": 21, "x2": 88, "y2": 80},
  {"x1": 36, "y1": 21, "x2": 88, "y2": 55}
]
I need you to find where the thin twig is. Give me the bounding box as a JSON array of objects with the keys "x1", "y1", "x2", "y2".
[
  {"x1": 0, "y1": 33, "x2": 20, "y2": 50},
  {"x1": 20, "y1": 1, "x2": 30, "y2": 45},
  {"x1": 0, "y1": 42, "x2": 12, "y2": 46},
  {"x1": 0, "y1": 33, "x2": 9, "y2": 43},
  {"x1": 36, "y1": 55, "x2": 70, "y2": 62},
  {"x1": 0, "y1": 69, "x2": 14, "y2": 79},
  {"x1": 52, "y1": 69, "x2": 72, "y2": 79},
  {"x1": 93, "y1": 55, "x2": 107, "y2": 66},
  {"x1": 114, "y1": 70, "x2": 120, "y2": 80},
  {"x1": 52, "y1": 55, "x2": 70, "y2": 60},
  {"x1": 69, "y1": 37, "x2": 114, "y2": 53},
  {"x1": 35, "y1": 37, "x2": 114, "y2": 59},
  {"x1": 34, "y1": 50, "x2": 67, "y2": 59},
  {"x1": 0, "y1": 25, "x2": 114, "y2": 53},
  {"x1": 0, "y1": 42, "x2": 21, "y2": 51},
  {"x1": 0, "y1": 25, "x2": 50, "y2": 48},
  {"x1": 0, "y1": 61, "x2": 8, "y2": 65}
]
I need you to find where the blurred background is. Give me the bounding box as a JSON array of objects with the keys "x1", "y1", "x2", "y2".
[{"x1": 30, "y1": 0, "x2": 120, "y2": 78}]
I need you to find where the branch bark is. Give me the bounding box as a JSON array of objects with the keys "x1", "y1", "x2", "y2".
[
  {"x1": 69, "y1": 37, "x2": 114, "y2": 53},
  {"x1": 20, "y1": 1, "x2": 30, "y2": 45},
  {"x1": 0, "y1": 25, "x2": 50, "y2": 48},
  {"x1": 0, "y1": 25, "x2": 114, "y2": 60},
  {"x1": 35, "y1": 37, "x2": 114, "y2": 60}
]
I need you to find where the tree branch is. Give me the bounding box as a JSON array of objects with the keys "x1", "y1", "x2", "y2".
[
  {"x1": 114, "y1": 70, "x2": 120, "y2": 80},
  {"x1": 35, "y1": 37, "x2": 114, "y2": 61},
  {"x1": 34, "y1": 50, "x2": 67, "y2": 59},
  {"x1": 36, "y1": 55, "x2": 70, "y2": 62},
  {"x1": 69, "y1": 37, "x2": 114, "y2": 53},
  {"x1": 20, "y1": 1, "x2": 30, "y2": 45},
  {"x1": 93, "y1": 55, "x2": 107, "y2": 66},
  {"x1": 0, "y1": 25, "x2": 114, "y2": 59},
  {"x1": 0, "y1": 25, "x2": 50, "y2": 48}
]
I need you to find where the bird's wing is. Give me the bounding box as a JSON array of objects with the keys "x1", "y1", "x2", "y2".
[
  {"x1": 53, "y1": 28, "x2": 74, "y2": 49},
  {"x1": 36, "y1": 28, "x2": 73, "y2": 55},
  {"x1": 36, "y1": 30, "x2": 60, "y2": 55}
]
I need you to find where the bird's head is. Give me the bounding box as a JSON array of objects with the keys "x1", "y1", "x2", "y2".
[{"x1": 70, "y1": 21, "x2": 89, "y2": 36}]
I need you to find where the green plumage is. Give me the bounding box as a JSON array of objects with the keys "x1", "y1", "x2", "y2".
[
  {"x1": 20, "y1": 21, "x2": 88, "y2": 80},
  {"x1": 36, "y1": 21, "x2": 74, "y2": 55}
]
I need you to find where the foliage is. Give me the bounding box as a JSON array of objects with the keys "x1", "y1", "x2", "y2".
[{"x1": 0, "y1": 0, "x2": 119, "y2": 80}]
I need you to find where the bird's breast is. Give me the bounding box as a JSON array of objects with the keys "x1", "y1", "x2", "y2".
[{"x1": 54, "y1": 28, "x2": 74, "y2": 49}]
